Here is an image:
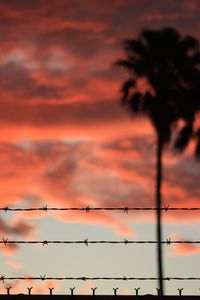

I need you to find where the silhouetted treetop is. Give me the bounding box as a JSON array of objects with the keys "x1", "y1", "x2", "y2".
[{"x1": 116, "y1": 27, "x2": 200, "y2": 145}]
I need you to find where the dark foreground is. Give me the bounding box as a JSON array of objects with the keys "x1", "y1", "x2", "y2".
[{"x1": 0, "y1": 296, "x2": 200, "y2": 299}]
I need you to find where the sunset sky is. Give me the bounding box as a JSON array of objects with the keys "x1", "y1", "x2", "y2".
[{"x1": 0, "y1": 0, "x2": 200, "y2": 295}]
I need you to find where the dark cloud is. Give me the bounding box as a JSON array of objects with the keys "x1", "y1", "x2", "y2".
[
  {"x1": 0, "y1": 216, "x2": 34, "y2": 254},
  {"x1": 0, "y1": 0, "x2": 199, "y2": 261},
  {"x1": 0, "y1": 63, "x2": 64, "y2": 101},
  {"x1": 0, "y1": 0, "x2": 199, "y2": 124},
  {"x1": 0, "y1": 98, "x2": 129, "y2": 126},
  {"x1": 0, "y1": 219, "x2": 33, "y2": 236}
]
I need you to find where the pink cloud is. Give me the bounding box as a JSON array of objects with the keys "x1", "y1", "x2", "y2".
[
  {"x1": 33, "y1": 280, "x2": 60, "y2": 295},
  {"x1": 0, "y1": 135, "x2": 199, "y2": 247},
  {"x1": 78, "y1": 281, "x2": 96, "y2": 295},
  {"x1": 0, "y1": 243, "x2": 19, "y2": 256},
  {"x1": 169, "y1": 235, "x2": 200, "y2": 256},
  {"x1": 7, "y1": 259, "x2": 23, "y2": 270},
  {"x1": 144, "y1": 12, "x2": 194, "y2": 22},
  {"x1": 0, "y1": 274, "x2": 59, "y2": 295}
]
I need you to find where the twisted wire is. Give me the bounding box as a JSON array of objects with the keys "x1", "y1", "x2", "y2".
[
  {"x1": 1, "y1": 205, "x2": 200, "y2": 213},
  {"x1": 0, "y1": 239, "x2": 200, "y2": 245},
  {"x1": 1, "y1": 276, "x2": 200, "y2": 282}
]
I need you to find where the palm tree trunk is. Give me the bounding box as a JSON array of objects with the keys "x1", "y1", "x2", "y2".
[{"x1": 156, "y1": 135, "x2": 164, "y2": 296}]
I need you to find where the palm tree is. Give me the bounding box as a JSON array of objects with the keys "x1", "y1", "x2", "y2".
[{"x1": 115, "y1": 27, "x2": 200, "y2": 295}]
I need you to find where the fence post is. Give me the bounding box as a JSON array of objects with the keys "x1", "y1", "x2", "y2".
[
  {"x1": 91, "y1": 287, "x2": 97, "y2": 295},
  {"x1": 49, "y1": 287, "x2": 54, "y2": 295},
  {"x1": 178, "y1": 288, "x2": 183, "y2": 296},
  {"x1": 70, "y1": 287, "x2": 75, "y2": 295},
  {"x1": 135, "y1": 287, "x2": 140, "y2": 296},
  {"x1": 6, "y1": 287, "x2": 12, "y2": 295},
  {"x1": 113, "y1": 288, "x2": 119, "y2": 296},
  {"x1": 156, "y1": 288, "x2": 161, "y2": 296},
  {"x1": 27, "y1": 287, "x2": 33, "y2": 295}
]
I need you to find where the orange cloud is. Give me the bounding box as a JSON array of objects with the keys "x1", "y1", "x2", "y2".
[
  {"x1": 169, "y1": 235, "x2": 200, "y2": 256},
  {"x1": 1, "y1": 133, "x2": 200, "y2": 241},
  {"x1": 7, "y1": 259, "x2": 23, "y2": 270},
  {"x1": 0, "y1": 243, "x2": 19, "y2": 256},
  {"x1": 78, "y1": 281, "x2": 96, "y2": 295},
  {"x1": 0, "y1": 276, "x2": 59, "y2": 295},
  {"x1": 33, "y1": 280, "x2": 60, "y2": 295}
]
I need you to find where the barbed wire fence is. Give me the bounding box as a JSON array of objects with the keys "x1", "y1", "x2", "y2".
[
  {"x1": 1, "y1": 205, "x2": 200, "y2": 295},
  {"x1": 2, "y1": 204, "x2": 200, "y2": 212},
  {"x1": 0, "y1": 238, "x2": 200, "y2": 245}
]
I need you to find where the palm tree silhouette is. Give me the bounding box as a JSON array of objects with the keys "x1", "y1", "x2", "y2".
[{"x1": 115, "y1": 27, "x2": 200, "y2": 296}]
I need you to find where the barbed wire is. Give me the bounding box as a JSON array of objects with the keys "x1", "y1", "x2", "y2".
[
  {"x1": 1, "y1": 205, "x2": 200, "y2": 292},
  {"x1": 1, "y1": 204, "x2": 200, "y2": 213},
  {"x1": 0, "y1": 238, "x2": 199, "y2": 246},
  {"x1": 1, "y1": 276, "x2": 200, "y2": 282}
]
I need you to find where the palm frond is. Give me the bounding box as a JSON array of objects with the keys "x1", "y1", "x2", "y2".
[
  {"x1": 195, "y1": 128, "x2": 200, "y2": 160},
  {"x1": 181, "y1": 36, "x2": 199, "y2": 53},
  {"x1": 129, "y1": 92, "x2": 143, "y2": 113},
  {"x1": 174, "y1": 124, "x2": 193, "y2": 152},
  {"x1": 141, "y1": 29, "x2": 161, "y2": 48},
  {"x1": 120, "y1": 79, "x2": 136, "y2": 104},
  {"x1": 124, "y1": 39, "x2": 146, "y2": 57},
  {"x1": 114, "y1": 59, "x2": 135, "y2": 72},
  {"x1": 188, "y1": 53, "x2": 200, "y2": 65},
  {"x1": 162, "y1": 27, "x2": 180, "y2": 45}
]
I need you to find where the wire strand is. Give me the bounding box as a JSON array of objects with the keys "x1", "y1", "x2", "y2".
[
  {"x1": 0, "y1": 239, "x2": 199, "y2": 245},
  {"x1": 1, "y1": 205, "x2": 200, "y2": 213},
  {"x1": 1, "y1": 276, "x2": 200, "y2": 282}
]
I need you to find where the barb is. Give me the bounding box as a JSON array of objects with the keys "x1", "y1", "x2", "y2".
[
  {"x1": 2, "y1": 205, "x2": 200, "y2": 213},
  {"x1": 1, "y1": 276, "x2": 200, "y2": 281},
  {"x1": 1, "y1": 238, "x2": 200, "y2": 245},
  {"x1": 40, "y1": 275, "x2": 46, "y2": 281}
]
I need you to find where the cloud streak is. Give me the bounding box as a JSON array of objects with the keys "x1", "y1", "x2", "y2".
[{"x1": 169, "y1": 235, "x2": 200, "y2": 256}]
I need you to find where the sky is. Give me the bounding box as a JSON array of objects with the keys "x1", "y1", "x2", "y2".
[{"x1": 0, "y1": 0, "x2": 200, "y2": 296}]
